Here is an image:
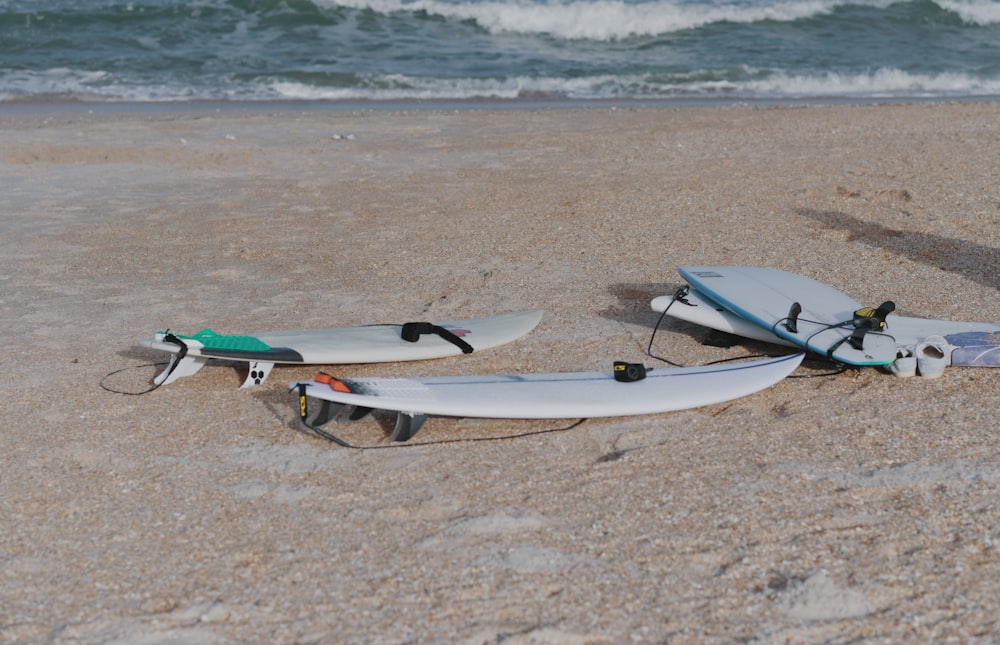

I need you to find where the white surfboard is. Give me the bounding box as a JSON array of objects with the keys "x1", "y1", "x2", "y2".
[
  {"x1": 291, "y1": 353, "x2": 804, "y2": 442},
  {"x1": 677, "y1": 266, "x2": 898, "y2": 366},
  {"x1": 653, "y1": 287, "x2": 1000, "y2": 368},
  {"x1": 138, "y1": 309, "x2": 543, "y2": 388},
  {"x1": 652, "y1": 289, "x2": 801, "y2": 348}
]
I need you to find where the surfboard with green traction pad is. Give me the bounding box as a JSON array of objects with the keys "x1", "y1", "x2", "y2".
[{"x1": 137, "y1": 309, "x2": 543, "y2": 388}]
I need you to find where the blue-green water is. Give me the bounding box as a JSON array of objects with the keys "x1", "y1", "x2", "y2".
[{"x1": 1, "y1": 0, "x2": 998, "y2": 103}]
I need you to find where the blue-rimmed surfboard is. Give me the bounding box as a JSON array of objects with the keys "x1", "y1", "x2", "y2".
[
  {"x1": 654, "y1": 272, "x2": 1000, "y2": 368},
  {"x1": 138, "y1": 309, "x2": 543, "y2": 388},
  {"x1": 676, "y1": 266, "x2": 898, "y2": 366}
]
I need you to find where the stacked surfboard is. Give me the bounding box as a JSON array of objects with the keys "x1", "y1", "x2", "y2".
[{"x1": 652, "y1": 266, "x2": 1000, "y2": 371}]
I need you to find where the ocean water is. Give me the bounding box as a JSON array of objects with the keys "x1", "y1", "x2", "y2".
[{"x1": 1, "y1": 0, "x2": 999, "y2": 104}]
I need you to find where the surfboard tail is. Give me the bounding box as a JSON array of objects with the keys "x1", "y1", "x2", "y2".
[
  {"x1": 153, "y1": 354, "x2": 208, "y2": 386},
  {"x1": 294, "y1": 382, "x2": 382, "y2": 447}
]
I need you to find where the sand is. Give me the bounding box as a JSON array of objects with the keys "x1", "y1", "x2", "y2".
[{"x1": 1, "y1": 100, "x2": 999, "y2": 643}]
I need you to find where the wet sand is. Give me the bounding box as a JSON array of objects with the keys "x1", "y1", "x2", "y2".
[{"x1": 2, "y1": 101, "x2": 999, "y2": 643}]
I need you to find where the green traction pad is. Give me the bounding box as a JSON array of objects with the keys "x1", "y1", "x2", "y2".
[{"x1": 167, "y1": 329, "x2": 271, "y2": 353}]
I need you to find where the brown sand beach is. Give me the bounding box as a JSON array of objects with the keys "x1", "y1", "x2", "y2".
[{"x1": 1, "y1": 101, "x2": 999, "y2": 643}]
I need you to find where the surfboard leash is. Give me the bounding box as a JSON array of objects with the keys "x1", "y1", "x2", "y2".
[
  {"x1": 100, "y1": 361, "x2": 172, "y2": 395},
  {"x1": 778, "y1": 301, "x2": 896, "y2": 362},
  {"x1": 648, "y1": 287, "x2": 846, "y2": 378},
  {"x1": 101, "y1": 331, "x2": 189, "y2": 395},
  {"x1": 646, "y1": 285, "x2": 780, "y2": 368},
  {"x1": 296, "y1": 383, "x2": 360, "y2": 448},
  {"x1": 646, "y1": 286, "x2": 694, "y2": 367}
]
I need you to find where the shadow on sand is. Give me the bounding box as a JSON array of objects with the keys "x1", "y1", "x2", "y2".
[{"x1": 796, "y1": 208, "x2": 999, "y2": 292}]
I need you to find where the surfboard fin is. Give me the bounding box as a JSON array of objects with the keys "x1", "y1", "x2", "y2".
[
  {"x1": 847, "y1": 301, "x2": 897, "y2": 350},
  {"x1": 306, "y1": 399, "x2": 344, "y2": 427},
  {"x1": 853, "y1": 301, "x2": 896, "y2": 331},
  {"x1": 345, "y1": 406, "x2": 374, "y2": 422},
  {"x1": 239, "y1": 361, "x2": 274, "y2": 388},
  {"x1": 296, "y1": 384, "x2": 356, "y2": 448},
  {"x1": 153, "y1": 354, "x2": 208, "y2": 385},
  {"x1": 784, "y1": 302, "x2": 802, "y2": 334},
  {"x1": 391, "y1": 412, "x2": 427, "y2": 442}
]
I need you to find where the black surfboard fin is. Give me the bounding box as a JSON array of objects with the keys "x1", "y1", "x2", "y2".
[
  {"x1": 345, "y1": 405, "x2": 374, "y2": 422},
  {"x1": 309, "y1": 399, "x2": 344, "y2": 427},
  {"x1": 391, "y1": 412, "x2": 427, "y2": 442},
  {"x1": 785, "y1": 302, "x2": 802, "y2": 334}
]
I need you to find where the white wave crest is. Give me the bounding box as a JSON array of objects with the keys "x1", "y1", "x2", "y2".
[
  {"x1": 0, "y1": 68, "x2": 114, "y2": 99},
  {"x1": 269, "y1": 74, "x2": 623, "y2": 99},
  {"x1": 317, "y1": 0, "x2": 855, "y2": 39},
  {"x1": 269, "y1": 67, "x2": 1000, "y2": 100},
  {"x1": 5, "y1": 66, "x2": 999, "y2": 103},
  {"x1": 937, "y1": 0, "x2": 1000, "y2": 25},
  {"x1": 740, "y1": 68, "x2": 1000, "y2": 98}
]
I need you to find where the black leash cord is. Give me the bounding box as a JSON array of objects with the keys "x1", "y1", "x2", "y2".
[
  {"x1": 100, "y1": 362, "x2": 170, "y2": 395},
  {"x1": 646, "y1": 286, "x2": 775, "y2": 368},
  {"x1": 301, "y1": 415, "x2": 589, "y2": 450},
  {"x1": 646, "y1": 286, "x2": 691, "y2": 367},
  {"x1": 101, "y1": 332, "x2": 188, "y2": 395},
  {"x1": 647, "y1": 287, "x2": 846, "y2": 378}
]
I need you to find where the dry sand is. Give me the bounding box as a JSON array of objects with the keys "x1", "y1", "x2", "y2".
[{"x1": 1, "y1": 101, "x2": 999, "y2": 643}]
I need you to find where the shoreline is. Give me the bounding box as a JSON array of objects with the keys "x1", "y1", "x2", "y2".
[{"x1": 3, "y1": 92, "x2": 1000, "y2": 115}]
